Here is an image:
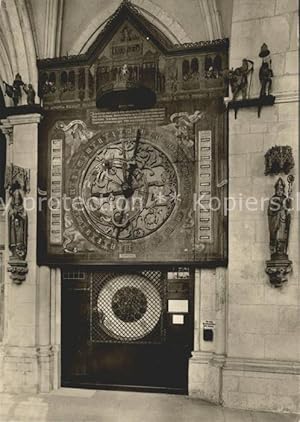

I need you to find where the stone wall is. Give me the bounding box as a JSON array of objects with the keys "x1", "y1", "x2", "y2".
[
  {"x1": 0, "y1": 115, "x2": 61, "y2": 394},
  {"x1": 225, "y1": 0, "x2": 299, "y2": 413}
]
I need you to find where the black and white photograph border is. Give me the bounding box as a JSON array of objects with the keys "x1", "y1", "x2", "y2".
[{"x1": 0, "y1": 0, "x2": 299, "y2": 421}]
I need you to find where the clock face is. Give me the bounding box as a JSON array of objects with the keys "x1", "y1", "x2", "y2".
[
  {"x1": 74, "y1": 132, "x2": 178, "y2": 244},
  {"x1": 44, "y1": 112, "x2": 227, "y2": 265},
  {"x1": 65, "y1": 126, "x2": 194, "y2": 261},
  {"x1": 96, "y1": 274, "x2": 162, "y2": 341}
]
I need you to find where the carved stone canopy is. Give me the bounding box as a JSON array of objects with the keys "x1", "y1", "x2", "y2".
[
  {"x1": 264, "y1": 145, "x2": 295, "y2": 176},
  {"x1": 5, "y1": 164, "x2": 30, "y2": 194}
]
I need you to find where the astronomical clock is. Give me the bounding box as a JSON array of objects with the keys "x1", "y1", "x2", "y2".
[{"x1": 38, "y1": 2, "x2": 228, "y2": 266}]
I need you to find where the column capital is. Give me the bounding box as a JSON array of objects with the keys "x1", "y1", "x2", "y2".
[
  {"x1": 0, "y1": 122, "x2": 14, "y2": 144},
  {"x1": 6, "y1": 113, "x2": 43, "y2": 126}
]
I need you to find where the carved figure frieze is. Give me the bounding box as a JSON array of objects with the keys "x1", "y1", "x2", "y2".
[{"x1": 204, "y1": 54, "x2": 223, "y2": 79}]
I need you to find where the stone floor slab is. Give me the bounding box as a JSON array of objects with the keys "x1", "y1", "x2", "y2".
[{"x1": 0, "y1": 390, "x2": 298, "y2": 422}]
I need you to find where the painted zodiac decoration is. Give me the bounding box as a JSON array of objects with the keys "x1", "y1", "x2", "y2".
[
  {"x1": 5, "y1": 164, "x2": 30, "y2": 284},
  {"x1": 265, "y1": 146, "x2": 294, "y2": 288}
]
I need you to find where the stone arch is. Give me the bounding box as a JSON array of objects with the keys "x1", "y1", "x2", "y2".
[{"x1": 70, "y1": 0, "x2": 192, "y2": 55}]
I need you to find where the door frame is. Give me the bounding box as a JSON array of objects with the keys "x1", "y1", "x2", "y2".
[{"x1": 59, "y1": 265, "x2": 195, "y2": 394}]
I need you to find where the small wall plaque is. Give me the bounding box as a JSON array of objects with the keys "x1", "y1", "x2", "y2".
[
  {"x1": 172, "y1": 314, "x2": 184, "y2": 325},
  {"x1": 168, "y1": 299, "x2": 189, "y2": 313}
]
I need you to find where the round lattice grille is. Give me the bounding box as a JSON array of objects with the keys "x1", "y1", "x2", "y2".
[{"x1": 97, "y1": 274, "x2": 162, "y2": 341}]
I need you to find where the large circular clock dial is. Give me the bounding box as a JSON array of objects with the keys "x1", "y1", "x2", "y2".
[
  {"x1": 97, "y1": 274, "x2": 162, "y2": 341},
  {"x1": 79, "y1": 133, "x2": 178, "y2": 243}
]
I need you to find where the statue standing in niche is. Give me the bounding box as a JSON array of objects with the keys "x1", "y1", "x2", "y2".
[
  {"x1": 8, "y1": 186, "x2": 28, "y2": 261},
  {"x1": 259, "y1": 43, "x2": 273, "y2": 97},
  {"x1": 268, "y1": 176, "x2": 293, "y2": 259},
  {"x1": 119, "y1": 64, "x2": 130, "y2": 82}
]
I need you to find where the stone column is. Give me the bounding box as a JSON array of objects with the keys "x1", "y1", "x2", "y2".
[
  {"x1": 189, "y1": 268, "x2": 227, "y2": 403},
  {"x1": 0, "y1": 113, "x2": 55, "y2": 393},
  {"x1": 223, "y1": 0, "x2": 299, "y2": 414}
]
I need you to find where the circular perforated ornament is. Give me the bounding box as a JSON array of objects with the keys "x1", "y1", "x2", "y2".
[{"x1": 97, "y1": 274, "x2": 162, "y2": 341}]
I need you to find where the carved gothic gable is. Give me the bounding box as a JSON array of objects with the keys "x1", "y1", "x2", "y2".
[{"x1": 98, "y1": 21, "x2": 159, "y2": 65}]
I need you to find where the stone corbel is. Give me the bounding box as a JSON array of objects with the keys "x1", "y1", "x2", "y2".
[
  {"x1": 1, "y1": 125, "x2": 13, "y2": 145},
  {"x1": 265, "y1": 259, "x2": 292, "y2": 288},
  {"x1": 5, "y1": 164, "x2": 30, "y2": 284}
]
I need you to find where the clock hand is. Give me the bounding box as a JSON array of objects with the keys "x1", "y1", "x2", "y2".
[
  {"x1": 133, "y1": 129, "x2": 141, "y2": 160},
  {"x1": 126, "y1": 129, "x2": 141, "y2": 190},
  {"x1": 91, "y1": 190, "x2": 124, "y2": 198},
  {"x1": 114, "y1": 198, "x2": 128, "y2": 240},
  {"x1": 121, "y1": 138, "x2": 127, "y2": 183}
]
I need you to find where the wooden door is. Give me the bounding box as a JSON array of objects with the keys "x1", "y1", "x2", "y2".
[{"x1": 62, "y1": 268, "x2": 194, "y2": 394}]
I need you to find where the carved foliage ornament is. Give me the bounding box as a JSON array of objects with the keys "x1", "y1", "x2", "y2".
[
  {"x1": 264, "y1": 145, "x2": 295, "y2": 176},
  {"x1": 5, "y1": 164, "x2": 30, "y2": 284}
]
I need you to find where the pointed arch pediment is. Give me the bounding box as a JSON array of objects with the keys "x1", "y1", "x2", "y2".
[
  {"x1": 37, "y1": 0, "x2": 228, "y2": 109},
  {"x1": 85, "y1": 1, "x2": 174, "y2": 62},
  {"x1": 38, "y1": 0, "x2": 229, "y2": 69}
]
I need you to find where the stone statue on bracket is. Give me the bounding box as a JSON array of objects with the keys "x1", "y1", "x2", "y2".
[
  {"x1": 8, "y1": 186, "x2": 28, "y2": 260},
  {"x1": 3, "y1": 74, "x2": 24, "y2": 106},
  {"x1": 259, "y1": 43, "x2": 273, "y2": 97},
  {"x1": 223, "y1": 58, "x2": 254, "y2": 100},
  {"x1": 5, "y1": 164, "x2": 30, "y2": 284},
  {"x1": 265, "y1": 146, "x2": 295, "y2": 288},
  {"x1": 267, "y1": 176, "x2": 293, "y2": 259},
  {"x1": 23, "y1": 84, "x2": 36, "y2": 105},
  {"x1": 3, "y1": 74, "x2": 37, "y2": 106}
]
